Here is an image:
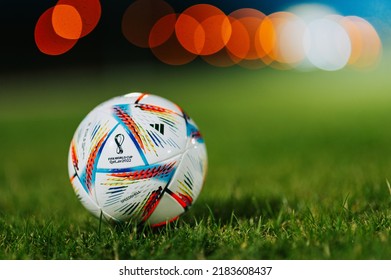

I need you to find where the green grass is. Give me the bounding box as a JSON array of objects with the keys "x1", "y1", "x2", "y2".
[{"x1": 1, "y1": 57, "x2": 391, "y2": 259}]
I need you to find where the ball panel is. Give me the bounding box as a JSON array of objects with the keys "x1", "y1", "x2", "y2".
[
  {"x1": 96, "y1": 92, "x2": 145, "y2": 109},
  {"x1": 135, "y1": 94, "x2": 183, "y2": 115},
  {"x1": 69, "y1": 110, "x2": 117, "y2": 197},
  {"x1": 146, "y1": 193, "x2": 185, "y2": 225},
  {"x1": 93, "y1": 154, "x2": 182, "y2": 222},
  {"x1": 72, "y1": 110, "x2": 106, "y2": 166},
  {"x1": 96, "y1": 124, "x2": 146, "y2": 169},
  {"x1": 69, "y1": 171, "x2": 101, "y2": 219},
  {"x1": 128, "y1": 103, "x2": 187, "y2": 164},
  {"x1": 166, "y1": 143, "x2": 207, "y2": 210},
  {"x1": 104, "y1": 102, "x2": 187, "y2": 165}
]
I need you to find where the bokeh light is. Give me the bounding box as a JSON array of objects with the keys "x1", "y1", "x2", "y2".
[
  {"x1": 57, "y1": 0, "x2": 101, "y2": 38},
  {"x1": 52, "y1": 4, "x2": 82, "y2": 40},
  {"x1": 35, "y1": 7, "x2": 79, "y2": 56},
  {"x1": 175, "y1": 13, "x2": 205, "y2": 55},
  {"x1": 226, "y1": 8, "x2": 268, "y2": 69},
  {"x1": 259, "y1": 12, "x2": 306, "y2": 66},
  {"x1": 35, "y1": 0, "x2": 102, "y2": 55},
  {"x1": 342, "y1": 16, "x2": 382, "y2": 69},
  {"x1": 149, "y1": 13, "x2": 177, "y2": 48},
  {"x1": 175, "y1": 4, "x2": 230, "y2": 55},
  {"x1": 150, "y1": 14, "x2": 198, "y2": 65},
  {"x1": 229, "y1": 8, "x2": 267, "y2": 61},
  {"x1": 225, "y1": 17, "x2": 251, "y2": 60},
  {"x1": 304, "y1": 17, "x2": 352, "y2": 71},
  {"x1": 122, "y1": 0, "x2": 174, "y2": 48},
  {"x1": 287, "y1": 3, "x2": 337, "y2": 23},
  {"x1": 35, "y1": 0, "x2": 383, "y2": 70}
]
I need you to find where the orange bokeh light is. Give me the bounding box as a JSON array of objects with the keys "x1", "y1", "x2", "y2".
[
  {"x1": 150, "y1": 15, "x2": 197, "y2": 66},
  {"x1": 199, "y1": 14, "x2": 232, "y2": 55},
  {"x1": 57, "y1": 0, "x2": 101, "y2": 38},
  {"x1": 35, "y1": 7, "x2": 79, "y2": 55},
  {"x1": 225, "y1": 17, "x2": 251, "y2": 60},
  {"x1": 175, "y1": 14, "x2": 205, "y2": 54},
  {"x1": 342, "y1": 16, "x2": 382, "y2": 69},
  {"x1": 259, "y1": 12, "x2": 306, "y2": 66},
  {"x1": 149, "y1": 13, "x2": 177, "y2": 48},
  {"x1": 176, "y1": 4, "x2": 230, "y2": 55},
  {"x1": 229, "y1": 9, "x2": 267, "y2": 61},
  {"x1": 52, "y1": 4, "x2": 82, "y2": 40}
]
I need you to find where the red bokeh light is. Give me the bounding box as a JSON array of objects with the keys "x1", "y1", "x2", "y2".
[{"x1": 35, "y1": 7, "x2": 79, "y2": 56}]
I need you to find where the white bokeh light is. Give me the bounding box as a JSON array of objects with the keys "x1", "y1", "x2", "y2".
[
  {"x1": 287, "y1": 3, "x2": 337, "y2": 23},
  {"x1": 303, "y1": 18, "x2": 352, "y2": 71},
  {"x1": 277, "y1": 15, "x2": 307, "y2": 65}
]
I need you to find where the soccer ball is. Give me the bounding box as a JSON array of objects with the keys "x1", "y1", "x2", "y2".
[{"x1": 68, "y1": 92, "x2": 207, "y2": 226}]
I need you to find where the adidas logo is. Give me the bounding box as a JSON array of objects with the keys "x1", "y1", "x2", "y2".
[{"x1": 150, "y1": 123, "x2": 165, "y2": 135}]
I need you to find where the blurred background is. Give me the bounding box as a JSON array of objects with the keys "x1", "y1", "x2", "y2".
[
  {"x1": 1, "y1": 0, "x2": 391, "y2": 207},
  {"x1": 1, "y1": 0, "x2": 390, "y2": 75},
  {"x1": 1, "y1": 0, "x2": 391, "y2": 197}
]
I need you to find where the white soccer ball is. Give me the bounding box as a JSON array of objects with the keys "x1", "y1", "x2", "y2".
[{"x1": 68, "y1": 92, "x2": 207, "y2": 227}]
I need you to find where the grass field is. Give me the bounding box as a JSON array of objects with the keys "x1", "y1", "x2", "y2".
[{"x1": 1, "y1": 56, "x2": 391, "y2": 259}]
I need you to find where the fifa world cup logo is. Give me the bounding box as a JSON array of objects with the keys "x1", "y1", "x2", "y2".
[{"x1": 114, "y1": 134, "x2": 125, "y2": 154}]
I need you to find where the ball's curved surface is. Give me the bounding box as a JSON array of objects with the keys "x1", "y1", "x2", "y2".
[{"x1": 68, "y1": 93, "x2": 207, "y2": 226}]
